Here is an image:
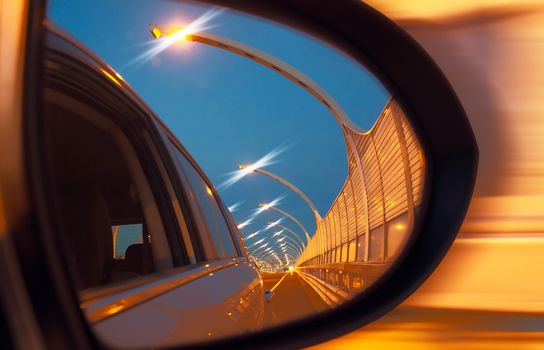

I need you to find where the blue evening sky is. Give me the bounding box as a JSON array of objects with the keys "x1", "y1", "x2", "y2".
[{"x1": 48, "y1": 0, "x2": 389, "y2": 252}]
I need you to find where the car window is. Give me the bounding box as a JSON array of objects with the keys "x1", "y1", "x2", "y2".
[
  {"x1": 113, "y1": 224, "x2": 143, "y2": 259},
  {"x1": 44, "y1": 89, "x2": 174, "y2": 291},
  {"x1": 168, "y1": 143, "x2": 239, "y2": 259}
]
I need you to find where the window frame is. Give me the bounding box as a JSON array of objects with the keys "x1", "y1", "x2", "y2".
[
  {"x1": 159, "y1": 129, "x2": 243, "y2": 260},
  {"x1": 41, "y1": 43, "x2": 194, "y2": 297}
]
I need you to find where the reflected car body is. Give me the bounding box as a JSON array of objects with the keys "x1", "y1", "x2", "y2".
[{"x1": 45, "y1": 25, "x2": 264, "y2": 347}]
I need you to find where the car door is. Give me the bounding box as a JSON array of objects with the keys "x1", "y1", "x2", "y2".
[{"x1": 128, "y1": 121, "x2": 266, "y2": 345}]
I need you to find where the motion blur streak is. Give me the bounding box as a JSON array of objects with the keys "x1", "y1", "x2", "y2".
[{"x1": 313, "y1": 1, "x2": 544, "y2": 349}]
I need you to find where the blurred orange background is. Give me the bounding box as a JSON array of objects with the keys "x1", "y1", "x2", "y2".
[{"x1": 313, "y1": 1, "x2": 544, "y2": 348}]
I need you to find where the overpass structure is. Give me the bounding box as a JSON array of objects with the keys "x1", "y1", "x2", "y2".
[{"x1": 162, "y1": 29, "x2": 426, "y2": 297}]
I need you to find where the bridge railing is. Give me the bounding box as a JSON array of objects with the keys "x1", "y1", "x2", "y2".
[{"x1": 296, "y1": 99, "x2": 425, "y2": 296}]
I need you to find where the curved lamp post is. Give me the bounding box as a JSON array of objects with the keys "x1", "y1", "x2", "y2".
[
  {"x1": 253, "y1": 249, "x2": 294, "y2": 267},
  {"x1": 248, "y1": 234, "x2": 300, "y2": 260},
  {"x1": 238, "y1": 165, "x2": 322, "y2": 224},
  {"x1": 278, "y1": 241, "x2": 301, "y2": 257},
  {"x1": 275, "y1": 223, "x2": 307, "y2": 249},
  {"x1": 253, "y1": 251, "x2": 281, "y2": 264},
  {"x1": 261, "y1": 204, "x2": 310, "y2": 242},
  {"x1": 274, "y1": 230, "x2": 304, "y2": 254},
  {"x1": 250, "y1": 233, "x2": 301, "y2": 258}
]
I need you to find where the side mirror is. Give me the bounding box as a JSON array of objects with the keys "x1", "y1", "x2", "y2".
[{"x1": 7, "y1": 0, "x2": 477, "y2": 349}]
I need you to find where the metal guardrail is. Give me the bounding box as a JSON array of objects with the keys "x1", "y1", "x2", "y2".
[{"x1": 297, "y1": 100, "x2": 425, "y2": 294}]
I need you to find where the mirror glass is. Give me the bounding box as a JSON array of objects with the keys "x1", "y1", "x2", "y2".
[{"x1": 43, "y1": 0, "x2": 425, "y2": 347}]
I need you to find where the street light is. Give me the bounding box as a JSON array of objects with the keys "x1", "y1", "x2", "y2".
[
  {"x1": 252, "y1": 250, "x2": 280, "y2": 264},
  {"x1": 275, "y1": 223, "x2": 307, "y2": 249},
  {"x1": 253, "y1": 248, "x2": 293, "y2": 267},
  {"x1": 278, "y1": 241, "x2": 301, "y2": 257},
  {"x1": 261, "y1": 204, "x2": 311, "y2": 242},
  {"x1": 248, "y1": 243, "x2": 271, "y2": 256},
  {"x1": 274, "y1": 231, "x2": 304, "y2": 254},
  {"x1": 238, "y1": 164, "x2": 322, "y2": 224},
  {"x1": 248, "y1": 234, "x2": 301, "y2": 261},
  {"x1": 250, "y1": 231, "x2": 302, "y2": 258},
  {"x1": 250, "y1": 235, "x2": 300, "y2": 261},
  {"x1": 147, "y1": 26, "x2": 361, "y2": 132}
]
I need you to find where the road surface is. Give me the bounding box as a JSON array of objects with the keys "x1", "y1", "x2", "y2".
[{"x1": 261, "y1": 271, "x2": 329, "y2": 327}]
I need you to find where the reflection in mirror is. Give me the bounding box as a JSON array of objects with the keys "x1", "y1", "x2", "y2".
[{"x1": 44, "y1": 0, "x2": 425, "y2": 347}]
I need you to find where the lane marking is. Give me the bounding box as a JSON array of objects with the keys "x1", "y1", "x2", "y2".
[{"x1": 270, "y1": 272, "x2": 290, "y2": 292}]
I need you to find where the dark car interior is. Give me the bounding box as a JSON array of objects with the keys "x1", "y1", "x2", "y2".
[{"x1": 43, "y1": 92, "x2": 156, "y2": 291}]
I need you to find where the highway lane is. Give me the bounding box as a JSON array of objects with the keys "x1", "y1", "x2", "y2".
[{"x1": 261, "y1": 271, "x2": 329, "y2": 327}]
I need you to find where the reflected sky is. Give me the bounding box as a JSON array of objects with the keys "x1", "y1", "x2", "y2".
[{"x1": 47, "y1": 0, "x2": 389, "y2": 251}]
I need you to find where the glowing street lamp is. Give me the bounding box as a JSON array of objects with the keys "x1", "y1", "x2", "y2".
[
  {"x1": 274, "y1": 223, "x2": 307, "y2": 249},
  {"x1": 238, "y1": 164, "x2": 322, "y2": 224},
  {"x1": 150, "y1": 25, "x2": 189, "y2": 40},
  {"x1": 253, "y1": 250, "x2": 281, "y2": 264},
  {"x1": 278, "y1": 241, "x2": 301, "y2": 257},
  {"x1": 261, "y1": 204, "x2": 311, "y2": 242},
  {"x1": 248, "y1": 233, "x2": 301, "y2": 261},
  {"x1": 253, "y1": 248, "x2": 293, "y2": 267},
  {"x1": 274, "y1": 231, "x2": 304, "y2": 254},
  {"x1": 147, "y1": 24, "x2": 361, "y2": 133},
  {"x1": 248, "y1": 243, "x2": 270, "y2": 255},
  {"x1": 249, "y1": 233, "x2": 300, "y2": 260}
]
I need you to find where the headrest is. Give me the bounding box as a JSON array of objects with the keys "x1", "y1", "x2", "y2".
[
  {"x1": 125, "y1": 243, "x2": 147, "y2": 275},
  {"x1": 59, "y1": 189, "x2": 113, "y2": 289}
]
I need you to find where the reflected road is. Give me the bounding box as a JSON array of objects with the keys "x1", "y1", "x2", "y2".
[{"x1": 262, "y1": 272, "x2": 328, "y2": 326}]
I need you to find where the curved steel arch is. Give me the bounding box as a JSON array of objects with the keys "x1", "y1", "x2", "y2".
[
  {"x1": 276, "y1": 223, "x2": 307, "y2": 249},
  {"x1": 266, "y1": 205, "x2": 311, "y2": 242},
  {"x1": 274, "y1": 230, "x2": 304, "y2": 254},
  {"x1": 187, "y1": 32, "x2": 366, "y2": 133}
]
